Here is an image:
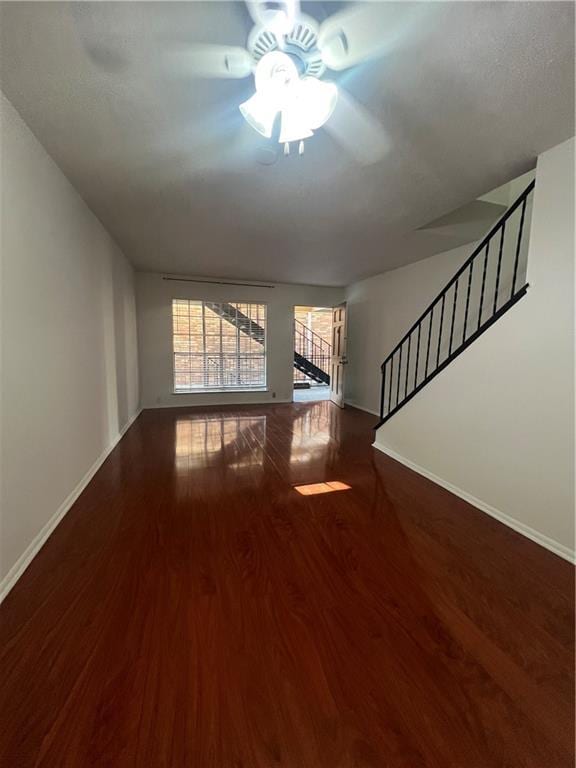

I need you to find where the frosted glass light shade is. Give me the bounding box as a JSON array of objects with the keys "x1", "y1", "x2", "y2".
[
  {"x1": 279, "y1": 109, "x2": 314, "y2": 144},
  {"x1": 239, "y1": 93, "x2": 279, "y2": 138},
  {"x1": 240, "y1": 51, "x2": 338, "y2": 144},
  {"x1": 293, "y1": 77, "x2": 338, "y2": 130},
  {"x1": 277, "y1": 77, "x2": 338, "y2": 143},
  {"x1": 254, "y1": 51, "x2": 299, "y2": 101}
]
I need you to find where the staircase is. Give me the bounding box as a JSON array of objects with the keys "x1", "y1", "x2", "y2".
[
  {"x1": 294, "y1": 320, "x2": 331, "y2": 385},
  {"x1": 205, "y1": 303, "x2": 331, "y2": 386},
  {"x1": 374, "y1": 180, "x2": 535, "y2": 430},
  {"x1": 205, "y1": 301, "x2": 265, "y2": 344}
]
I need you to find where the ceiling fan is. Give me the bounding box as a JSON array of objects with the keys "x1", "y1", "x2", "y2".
[{"x1": 185, "y1": 0, "x2": 391, "y2": 164}]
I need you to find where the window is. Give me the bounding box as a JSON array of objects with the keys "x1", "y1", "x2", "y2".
[{"x1": 172, "y1": 300, "x2": 267, "y2": 392}]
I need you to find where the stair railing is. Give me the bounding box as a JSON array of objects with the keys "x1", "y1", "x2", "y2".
[
  {"x1": 294, "y1": 320, "x2": 331, "y2": 384},
  {"x1": 375, "y1": 179, "x2": 535, "y2": 429}
]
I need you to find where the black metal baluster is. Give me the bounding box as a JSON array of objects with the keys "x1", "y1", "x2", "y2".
[
  {"x1": 388, "y1": 354, "x2": 394, "y2": 414},
  {"x1": 380, "y1": 363, "x2": 386, "y2": 419},
  {"x1": 405, "y1": 334, "x2": 411, "y2": 398},
  {"x1": 414, "y1": 323, "x2": 421, "y2": 390},
  {"x1": 425, "y1": 309, "x2": 433, "y2": 378},
  {"x1": 493, "y1": 222, "x2": 506, "y2": 314},
  {"x1": 396, "y1": 344, "x2": 403, "y2": 407},
  {"x1": 463, "y1": 261, "x2": 473, "y2": 343},
  {"x1": 436, "y1": 294, "x2": 445, "y2": 366},
  {"x1": 449, "y1": 279, "x2": 459, "y2": 355},
  {"x1": 478, "y1": 241, "x2": 490, "y2": 330},
  {"x1": 511, "y1": 198, "x2": 527, "y2": 299},
  {"x1": 373, "y1": 182, "x2": 534, "y2": 431}
]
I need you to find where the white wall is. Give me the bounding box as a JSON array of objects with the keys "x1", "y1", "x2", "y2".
[
  {"x1": 345, "y1": 242, "x2": 477, "y2": 415},
  {"x1": 0, "y1": 95, "x2": 140, "y2": 593},
  {"x1": 136, "y1": 272, "x2": 344, "y2": 408},
  {"x1": 346, "y1": 137, "x2": 574, "y2": 559}
]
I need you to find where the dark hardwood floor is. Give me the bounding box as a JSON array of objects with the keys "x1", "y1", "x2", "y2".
[{"x1": 0, "y1": 402, "x2": 573, "y2": 767}]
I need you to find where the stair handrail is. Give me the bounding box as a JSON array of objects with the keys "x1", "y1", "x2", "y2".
[
  {"x1": 294, "y1": 319, "x2": 331, "y2": 384},
  {"x1": 381, "y1": 180, "x2": 535, "y2": 368},
  {"x1": 375, "y1": 179, "x2": 535, "y2": 429},
  {"x1": 294, "y1": 319, "x2": 332, "y2": 356}
]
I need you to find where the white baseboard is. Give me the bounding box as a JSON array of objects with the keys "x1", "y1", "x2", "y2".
[
  {"x1": 373, "y1": 439, "x2": 575, "y2": 564},
  {"x1": 345, "y1": 399, "x2": 380, "y2": 417},
  {"x1": 143, "y1": 398, "x2": 294, "y2": 410},
  {"x1": 0, "y1": 408, "x2": 142, "y2": 604}
]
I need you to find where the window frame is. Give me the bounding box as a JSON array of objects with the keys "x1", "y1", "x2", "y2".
[{"x1": 171, "y1": 298, "x2": 269, "y2": 394}]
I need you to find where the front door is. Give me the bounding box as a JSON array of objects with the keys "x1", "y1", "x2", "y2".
[{"x1": 330, "y1": 303, "x2": 347, "y2": 408}]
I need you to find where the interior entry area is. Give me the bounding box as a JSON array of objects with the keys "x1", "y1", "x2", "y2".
[{"x1": 293, "y1": 306, "x2": 333, "y2": 402}]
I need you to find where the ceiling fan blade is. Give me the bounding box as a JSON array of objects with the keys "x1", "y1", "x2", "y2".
[
  {"x1": 324, "y1": 88, "x2": 389, "y2": 166},
  {"x1": 166, "y1": 45, "x2": 253, "y2": 79},
  {"x1": 318, "y1": 4, "x2": 417, "y2": 71},
  {"x1": 245, "y1": 0, "x2": 300, "y2": 33}
]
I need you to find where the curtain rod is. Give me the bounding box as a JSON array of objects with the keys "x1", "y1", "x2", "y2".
[{"x1": 162, "y1": 277, "x2": 275, "y2": 289}]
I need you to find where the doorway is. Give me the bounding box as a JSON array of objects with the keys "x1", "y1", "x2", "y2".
[{"x1": 293, "y1": 306, "x2": 332, "y2": 402}]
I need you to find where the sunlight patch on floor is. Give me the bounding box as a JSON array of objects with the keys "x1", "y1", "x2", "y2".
[{"x1": 293, "y1": 481, "x2": 351, "y2": 496}]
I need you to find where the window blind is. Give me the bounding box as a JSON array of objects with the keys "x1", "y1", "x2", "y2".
[{"x1": 172, "y1": 300, "x2": 267, "y2": 392}]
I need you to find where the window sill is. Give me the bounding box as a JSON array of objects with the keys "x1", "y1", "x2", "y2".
[{"x1": 173, "y1": 388, "x2": 269, "y2": 395}]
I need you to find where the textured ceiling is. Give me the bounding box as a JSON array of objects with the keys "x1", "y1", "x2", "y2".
[{"x1": 1, "y1": 1, "x2": 574, "y2": 286}]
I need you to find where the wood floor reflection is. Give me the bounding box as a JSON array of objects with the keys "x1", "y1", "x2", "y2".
[{"x1": 0, "y1": 402, "x2": 573, "y2": 767}]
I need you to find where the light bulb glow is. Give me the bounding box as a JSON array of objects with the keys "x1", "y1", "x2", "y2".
[
  {"x1": 239, "y1": 93, "x2": 279, "y2": 138},
  {"x1": 240, "y1": 51, "x2": 338, "y2": 145},
  {"x1": 279, "y1": 108, "x2": 313, "y2": 144},
  {"x1": 254, "y1": 52, "x2": 299, "y2": 102},
  {"x1": 291, "y1": 77, "x2": 338, "y2": 130}
]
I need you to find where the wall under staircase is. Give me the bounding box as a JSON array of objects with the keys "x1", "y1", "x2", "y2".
[{"x1": 346, "y1": 138, "x2": 575, "y2": 560}]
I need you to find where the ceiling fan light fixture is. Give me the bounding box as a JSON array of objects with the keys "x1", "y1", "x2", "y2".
[
  {"x1": 240, "y1": 50, "x2": 338, "y2": 146},
  {"x1": 254, "y1": 51, "x2": 299, "y2": 101},
  {"x1": 291, "y1": 76, "x2": 338, "y2": 130},
  {"x1": 278, "y1": 108, "x2": 314, "y2": 144},
  {"x1": 239, "y1": 92, "x2": 279, "y2": 138}
]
